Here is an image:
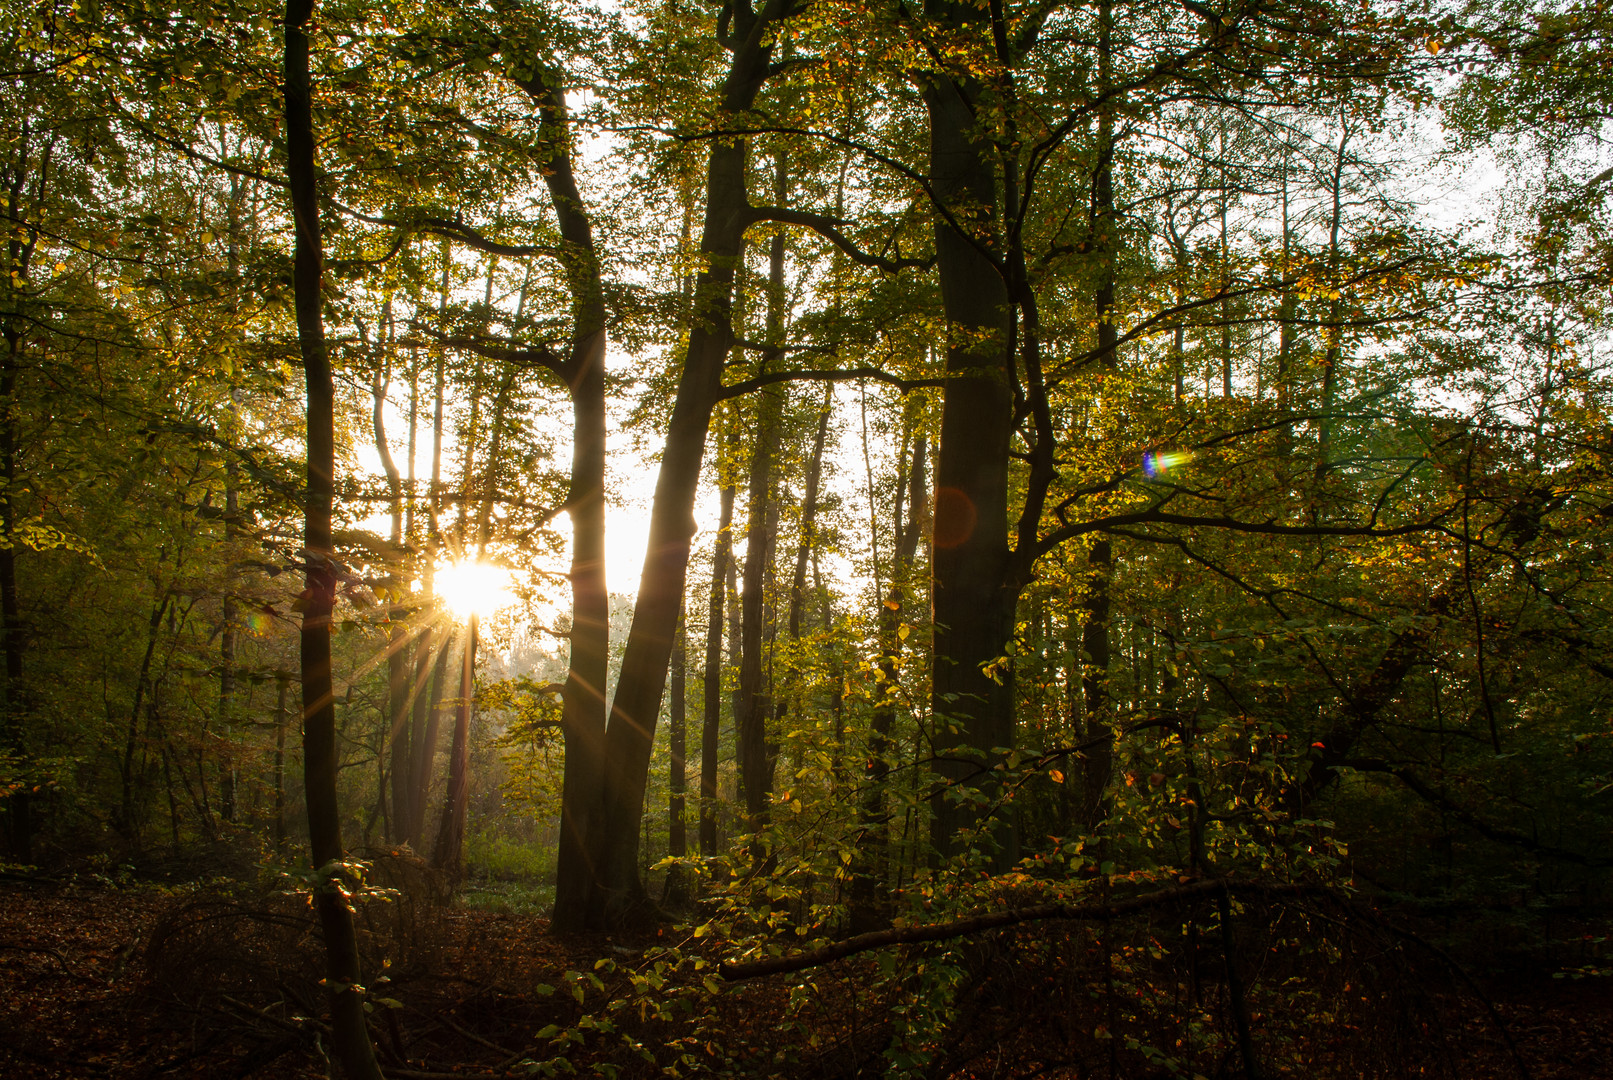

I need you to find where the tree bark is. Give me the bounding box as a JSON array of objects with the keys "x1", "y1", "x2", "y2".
[
  {"x1": 433, "y1": 614, "x2": 476, "y2": 874},
  {"x1": 476, "y1": 71, "x2": 616, "y2": 933},
  {"x1": 374, "y1": 358, "x2": 414, "y2": 846},
  {"x1": 0, "y1": 329, "x2": 28, "y2": 862},
  {"x1": 924, "y1": 0, "x2": 1016, "y2": 862},
  {"x1": 854, "y1": 424, "x2": 926, "y2": 922},
  {"x1": 735, "y1": 155, "x2": 789, "y2": 827},
  {"x1": 592, "y1": 0, "x2": 788, "y2": 924},
  {"x1": 664, "y1": 612, "x2": 688, "y2": 904},
  {"x1": 274, "y1": 671, "x2": 289, "y2": 848},
  {"x1": 1078, "y1": 0, "x2": 1117, "y2": 834},
  {"x1": 700, "y1": 464, "x2": 736, "y2": 859},
  {"x1": 284, "y1": 0, "x2": 384, "y2": 1073},
  {"x1": 218, "y1": 455, "x2": 239, "y2": 823},
  {"x1": 1, "y1": 128, "x2": 35, "y2": 863}
]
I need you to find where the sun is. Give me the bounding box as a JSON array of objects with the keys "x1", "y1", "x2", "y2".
[{"x1": 434, "y1": 560, "x2": 516, "y2": 620}]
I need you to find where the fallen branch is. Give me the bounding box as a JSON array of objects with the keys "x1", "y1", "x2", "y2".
[
  {"x1": 428, "y1": 1008, "x2": 520, "y2": 1060},
  {"x1": 721, "y1": 878, "x2": 1319, "y2": 981}
]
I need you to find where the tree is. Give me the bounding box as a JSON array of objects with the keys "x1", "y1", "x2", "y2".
[{"x1": 284, "y1": 0, "x2": 384, "y2": 1072}]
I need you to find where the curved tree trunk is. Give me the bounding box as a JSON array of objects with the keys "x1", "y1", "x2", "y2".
[
  {"x1": 592, "y1": 1, "x2": 789, "y2": 925},
  {"x1": 494, "y1": 72, "x2": 614, "y2": 934}
]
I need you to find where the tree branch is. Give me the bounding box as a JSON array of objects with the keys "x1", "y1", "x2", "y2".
[
  {"x1": 718, "y1": 366, "x2": 941, "y2": 400},
  {"x1": 1344, "y1": 759, "x2": 1613, "y2": 868},
  {"x1": 745, "y1": 206, "x2": 932, "y2": 273},
  {"x1": 721, "y1": 879, "x2": 1319, "y2": 981}
]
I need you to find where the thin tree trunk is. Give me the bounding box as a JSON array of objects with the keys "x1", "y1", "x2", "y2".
[
  {"x1": 408, "y1": 626, "x2": 453, "y2": 846},
  {"x1": 1, "y1": 146, "x2": 33, "y2": 861},
  {"x1": 1218, "y1": 120, "x2": 1232, "y2": 398},
  {"x1": 284, "y1": 0, "x2": 383, "y2": 1072},
  {"x1": 854, "y1": 424, "x2": 926, "y2": 923},
  {"x1": 1, "y1": 339, "x2": 28, "y2": 861},
  {"x1": 700, "y1": 462, "x2": 736, "y2": 858},
  {"x1": 218, "y1": 455, "x2": 238, "y2": 823},
  {"x1": 736, "y1": 152, "x2": 789, "y2": 828},
  {"x1": 121, "y1": 593, "x2": 173, "y2": 838},
  {"x1": 217, "y1": 168, "x2": 247, "y2": 826},
  {"x1": 787, "y1": 388, "x2": 831, "y2": 647},
  {"x1": 375, "y1": 353, "x2": 413, "y2": 845},
  {"x1": 774, "y1": 387, "x2": 831, "y2": 790},
  {"x1": 433, "y1": 614, "x2": 476, "y2": 874},
  {"x1": 403, "y1": 242, "x2": 453, "y2": 848},
  {"x1": 274, "y1": 671, "x2": 289, "y2": 848},
  {"x1": 664, "y1": 612, "x2": 688, "y2": 904},
  {"x1": 1317, "y1": 126, "x2": 1349, "y2": 483},
  {"x1": 1079, "y1": 0, "x2": 1117, "y2": 833}
]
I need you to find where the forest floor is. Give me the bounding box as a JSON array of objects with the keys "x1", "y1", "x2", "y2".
[{"x1": 1, "y1": 877, "x2": 1610, "y2": 1080}]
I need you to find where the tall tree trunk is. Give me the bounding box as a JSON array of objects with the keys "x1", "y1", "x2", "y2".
[
  {"x1": 433, "y1": 614, "x2": 476, "y2": 874},
  {"x1": 274, "y1": 671, "x2": 289, "y2": 848},
  {"x1": 854, "y1": 423, "x2": 926, "y2": 922},
  {"x1": 218, "y1": 456, "x2": 239, "y2": 823},
  {"x1": 786, "y1": 389, "x2": 831, "y2": 648},
  {"x1": 774, "y1": 387, "x2": 831, "y2": 774},
  {"x1": 1274, "y1": 146, "x2": 1296, "y2": 470},
  {"x1": 1317, "y1": 124, "x2": 1350, "y2": 484},
  {"x1": 0, "y1": 333, "x2": 27, "y2": 862},
  {"x1": 700, "y1": 462, "x2": 736, "y2": 859},
  {"x1": 925, "y1": 0, "x2": 1016, "y2": 862},
  {"x1": 1079, "y1": 0, "x2": 1117, "y2": 833},
  {"x1": 1218, "y1": 120, "x2": 1232, "y2": 398},
  {"x1": 402, "y1": 243, "x2": 454, "y2": 849},
  {"x1": 217, "y1": 168, "x2": 248, "y2": 827},
  {"x1": 284, "y1": 0, "x2": 383, "y2": 1074},
  {"x1": 485, "y1": 72, "x2": 615, "y2": 933},
  {"x1": 374, "y1": 355, "x2": 413, "y2": 846},
  {"x1": 664, "y1": 612, "x2": 688, "y2": 904},
  {"x1": 736, "y1": 151, "x2": 789, "y2": 828},
  {"x1": 1, "y1": 130, "x2": 35, "y2": 863},
  {"x1": 407, "y1": 629, "x2": 453, "y2": 845},
  {"x1": 593, "y1": 2, "x2": 787, "y2": 924}
]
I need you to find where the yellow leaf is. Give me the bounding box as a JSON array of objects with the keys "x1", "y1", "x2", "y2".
[{"x1": 1049, "y1": 769, "x2": 1064, "y2": 783}]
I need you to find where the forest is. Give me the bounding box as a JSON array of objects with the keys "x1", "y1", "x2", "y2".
[{"x1": 1, "y1": 0, "x2": 1611, "y2": 1076}]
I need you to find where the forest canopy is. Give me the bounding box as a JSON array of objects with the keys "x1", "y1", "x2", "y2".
[{"x1": 2, "y1": 0, "x2": 1611, "y2": 1075}]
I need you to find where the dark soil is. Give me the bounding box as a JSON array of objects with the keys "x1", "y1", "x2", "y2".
[{"x1": 0, "y1": 879, "x2": 1608, "y2": 1079}]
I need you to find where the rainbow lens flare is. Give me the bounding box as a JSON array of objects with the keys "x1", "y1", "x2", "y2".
[{"x1": 1142, "y1": 449, "x2": 1192, "y2": 478}]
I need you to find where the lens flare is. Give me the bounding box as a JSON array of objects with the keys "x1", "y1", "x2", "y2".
[
  {"x1": 434, "y1": 560, "x2": 515, "y2": 620},
  {"x1": 1142, "y1": 449, "x2": 1193, "y2": 478}
]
